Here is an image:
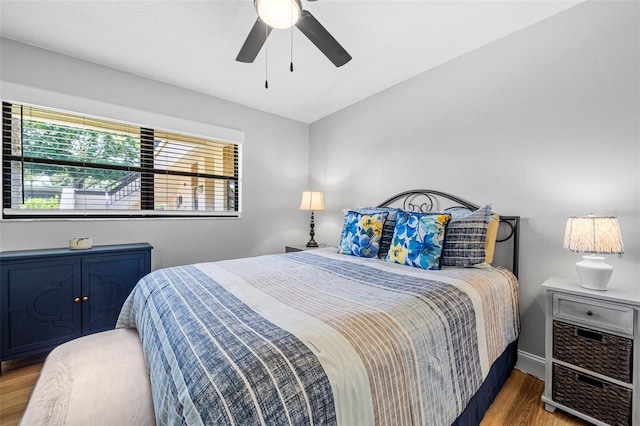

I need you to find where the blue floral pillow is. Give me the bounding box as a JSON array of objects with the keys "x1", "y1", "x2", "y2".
[
  {"x1": 385, "y1": 212, "x2": 451, "y2": 270},
  {"x1": 338, "y1": 211, "x2": 389, "y2": 258},
  {"x1": 348, "y1": 207, "x2": 402, "y2": 259}
]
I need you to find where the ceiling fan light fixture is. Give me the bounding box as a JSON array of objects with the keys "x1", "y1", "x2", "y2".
[{"x1": 255, "y1": 0, "x2": 301, "y2": 29}]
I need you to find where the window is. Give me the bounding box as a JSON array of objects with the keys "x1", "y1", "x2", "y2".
[{"x1": 2, "y1": 102, "x2": 240, "y2": 218}]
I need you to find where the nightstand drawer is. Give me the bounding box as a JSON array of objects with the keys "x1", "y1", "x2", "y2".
[
  {"x1": 553, "y1": 293, "x2": 634, "y2": 335},
  {"x1": 553, "y1": 321, "x2": 633, "y2": 383},
  {"x1": 553, "y1": 363, "x2": 632, "y2": 426}
]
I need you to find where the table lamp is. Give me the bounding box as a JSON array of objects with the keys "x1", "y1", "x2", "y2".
[
  {"x1": 563, "y1": 215, "x2": 624, "y2": 290},
  {"x1": 299, "y1": 191, "x2": 324, "y2": 247}
]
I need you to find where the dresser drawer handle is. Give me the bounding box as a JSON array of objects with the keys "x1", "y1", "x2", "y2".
[
  {"x1": 577, "y1": 374, "x2": 603, "y2": 389},
  {"x1": 577, "y1": 328, "x2": 603, "y2": 341}
]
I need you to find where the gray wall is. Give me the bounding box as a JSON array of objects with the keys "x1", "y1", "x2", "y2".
[
  {"x1": 1, "y1": 1, "x2": 638, "y2": 367},
  {"x1": 0, "y1": 38, "x2": 311, "y2": 269},
  {"x1": 309, "y1": 1, "x2": 640, "y2": 361}
]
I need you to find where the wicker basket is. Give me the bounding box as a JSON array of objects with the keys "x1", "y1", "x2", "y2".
[
  {"x1": 553, "y1": 363, "x2": 632, "y2": 426},
  {"x1": 553, "y1": 321, "x2": 633, "y2": 383}
]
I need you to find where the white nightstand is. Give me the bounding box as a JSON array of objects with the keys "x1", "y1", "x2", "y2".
[{"x1": 542, "y1": 277, "x2": 640, "y2": 426}]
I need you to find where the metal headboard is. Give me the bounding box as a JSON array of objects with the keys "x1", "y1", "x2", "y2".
[{"x1": 376, "y1": 189, "x2": 520, "y2": 277}]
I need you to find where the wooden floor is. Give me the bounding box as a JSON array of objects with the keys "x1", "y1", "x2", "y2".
[
  {"x1": 0, "y1": 358, "x2": 586, "y2": 426},
  {"x1": 480, "y1": 370, "x2": 586, "y2": 426},
  {"x1": 0, "y1": 355, "x2": 46, "y2": 426}
]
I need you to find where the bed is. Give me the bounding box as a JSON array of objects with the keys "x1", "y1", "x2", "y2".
[{"x1": 115, "y1": 189, "x2": 521, "y2": 426}]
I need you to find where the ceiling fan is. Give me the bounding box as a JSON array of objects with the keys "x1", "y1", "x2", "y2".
[{"x1": 236, "y1": 0, "x2": 352, "y2": 67}]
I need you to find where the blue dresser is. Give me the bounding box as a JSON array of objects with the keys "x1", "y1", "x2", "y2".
[{"x1": 0, "y1": 243, "x2": 152, "y2": 368}]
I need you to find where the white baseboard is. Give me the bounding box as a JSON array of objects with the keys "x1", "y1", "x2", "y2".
[{"x1": 514, "y1": 350, "x2": 545, "y2": 380}]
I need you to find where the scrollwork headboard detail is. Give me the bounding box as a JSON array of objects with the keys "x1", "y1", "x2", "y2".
[{"x1": 376, "y1": 189, "x2": 520, "y2": 277}]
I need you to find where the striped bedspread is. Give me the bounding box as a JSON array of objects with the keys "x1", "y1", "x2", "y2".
[{"x1": 117, "y1": 248, "x2": 519, "y2": 425}]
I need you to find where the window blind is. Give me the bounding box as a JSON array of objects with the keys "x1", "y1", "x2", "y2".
[{"x1": 2, "y1": 102, "x2": 240, "y2": 218}]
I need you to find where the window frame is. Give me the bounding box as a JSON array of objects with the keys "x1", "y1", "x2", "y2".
[{"x1": 1, "y1": 101, "x2": 241, "y2": 219}]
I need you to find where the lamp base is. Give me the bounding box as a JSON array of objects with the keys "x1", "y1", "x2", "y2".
[
  {"x1": 575, "y1": 255, "x2": 613, "y2": 291},
  {"x1": 306, "y1": 210, "x2": 318, "y2": 248}
]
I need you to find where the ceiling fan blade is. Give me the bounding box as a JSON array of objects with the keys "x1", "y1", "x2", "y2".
[
  {"x1": 295, "y1": 10, "x2": 351, "y2": 67},
  {"x1": 236, "y1": 18, "x2": 272, "y2": 63}
]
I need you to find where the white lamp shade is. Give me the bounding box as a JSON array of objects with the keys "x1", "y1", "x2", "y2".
[
  {"x1": 299, "y1": 191, "x2": 325, "y2": 211},
  {"x1": 563, "y1": 215, "x2": 624, "y2": 254},
  {"x1": 564, "y1": 215, "x2": 624, "y2": 290},
  {"x1": 255, "y1": 0, "x2": 301, "y2": 29}
]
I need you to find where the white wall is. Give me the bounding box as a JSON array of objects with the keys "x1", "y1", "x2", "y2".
[
  {"x1": 309, "y1": 1, "x2": 640, "y2": 362},
  {"x1": 1, "y1": 0, "x2": 638, "y2": 369},
  {"x1": 0, "y1": 38, "x2": 311, "y2": 270}
]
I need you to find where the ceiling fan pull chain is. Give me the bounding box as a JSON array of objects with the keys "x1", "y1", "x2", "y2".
[
  {"x1": 290, "y1": 6, "x2": 294, "y2": 73},
  {"x1": 290, "y1": 39, "x2": 294, "y2": 72},
  {"x1": 265, "y1": 23, "x2": 269, "y2": 89}
]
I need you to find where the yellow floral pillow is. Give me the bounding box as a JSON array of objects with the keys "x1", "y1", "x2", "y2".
[
  {"x1": 338, "y1": 211, "x2": 389, "y2": 258},
  {"x1": 385, "y1": 212, "x2": 451, "y2": 269}
]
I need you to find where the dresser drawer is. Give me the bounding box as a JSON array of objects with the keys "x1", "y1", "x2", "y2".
[
  {"x1": 553, "y1": 293, "x2": 634, "y2": 335},
  {"x1": 553, "y1": 321, "x2": 633, "y2": 383},
  {"x1": 553, "y1": 363, "x2": 632, "y2": 426}
]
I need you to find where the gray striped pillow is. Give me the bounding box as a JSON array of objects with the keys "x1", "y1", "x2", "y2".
[{"x1": 441, "y1": 205, "x2": 492, "y2": 267}]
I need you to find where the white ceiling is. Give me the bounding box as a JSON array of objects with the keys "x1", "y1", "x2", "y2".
[{"x1": 0, "y1": 0, "x2": 582, "y2": 124}]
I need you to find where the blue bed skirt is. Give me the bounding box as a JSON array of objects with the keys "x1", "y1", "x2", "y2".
[{"x1": 452, "y1": 339, "x2": 518, "y2": 425}]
